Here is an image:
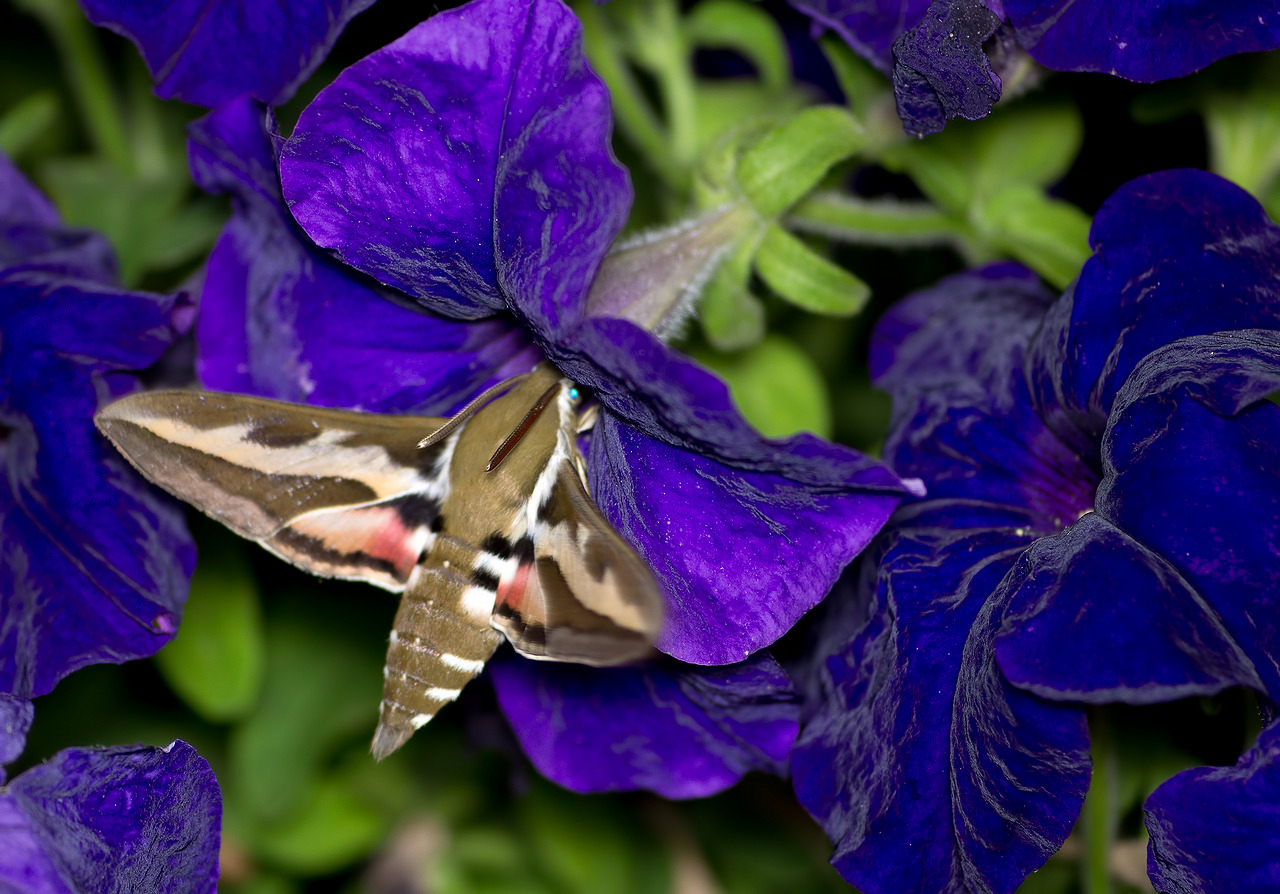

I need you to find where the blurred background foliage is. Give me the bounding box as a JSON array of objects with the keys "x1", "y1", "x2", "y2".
[{"x1": 2, "y1": 0, "x2": 1276, "y2": 889}]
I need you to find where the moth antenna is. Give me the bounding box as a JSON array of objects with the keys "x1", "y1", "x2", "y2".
[
  {"x1": 487, "y1": 381, "x2": 562, "y2": 472},
  {"x1": 418, "y1": 371, "x2": 532, "y2": 449}
]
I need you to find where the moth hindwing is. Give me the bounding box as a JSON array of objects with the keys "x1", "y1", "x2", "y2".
[{"x1": 95, "y1": 362, "x2": 664, "y2": 759}]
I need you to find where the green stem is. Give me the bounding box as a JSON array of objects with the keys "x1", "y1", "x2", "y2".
[
  {"x1": 1082, "y1": 709, "x2": 1118, "y2": 894},
  {"x1": 576, "y1": 1, "x2": 673, "y2": 180},
  {"x1": 646, "y1": 0, "x2": 697, "y2": 176},
  {"x1": 15, "y1": 0, "x2": 131, "y2": 172},
  {"x1": 787, "y1": 191, "x2": 980, "y2": 258}
]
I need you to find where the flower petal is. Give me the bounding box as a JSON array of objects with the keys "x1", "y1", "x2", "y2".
[
  {"x1": 1145, "y1": 722, "x2": 1280, "y2": 893},
  {"x1": 890, "y1": 0, "x2": 1003, "y2": 137},
  {"x1": 995, "y1": 511, "x2": 1263, "y2": 702},
  {"x1": 789, "y1": 0, "x2": 933, "y2": 73},
  {"x1": 1004, "y1": 0, "x2": 1280, "y2": 81},
  {"x1": 1028, "y1": 170, "x2": 1280, "y2": 436},
  {"x1": 0, "y1": 153, "x2": 116, "y2": 282},
  {"x1": 1094, "y1": 331, "x2": 1280, "y2": 692},
  {"x1": 490, "y1": 651, "x2": 798, "y2": 798},
  {"x1": 1, "y1": 272, "x2": 193, "y2": 697},
  {"x1": 0, "y1": 695, "x2": 32, "y2": 781},
  {"x1": 190, "y1": 98, "x2": 538, "y2": 414},
  {"x1": 2, "y1": 740, "x2": 221, "y2": 891},
  {"x1": 280, "y1": 0, "x2": 629, "y2": 329},
  {"x1": 556, "y1": 316, "x2": 905, "y2": 491},
  {"x1": 79, "y1": 0, "x2": 376, "y2": 106},
  {"x1": 589, "y1": 411, "x2": 899, "y2": 664},
  {"x1": 871, "y1": 264, "x2": 1096, "y2": 525},
  {"x1": 792, "y1": 503, "x2": 1089, "y2": 894}
]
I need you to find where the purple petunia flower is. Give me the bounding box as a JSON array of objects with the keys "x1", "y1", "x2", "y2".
[
  {"x1": 186, "y1": 0, "x2": 911, "y2": 796},
  {"x1": 0, "y1": 694, "x2": 222, "y2": 892},
  {"x1": 793, "y1": 0, "x2": 1280, "y2": 135},
  {"x1": 78, "y1": 0, "x2": 377, "y2": 107},
  {"x1": 792, "y1": 168, "x2": 1280, "y2": 891},
  {"x1": 0, "y1": 151, "x2": 195, "y2": 698}
]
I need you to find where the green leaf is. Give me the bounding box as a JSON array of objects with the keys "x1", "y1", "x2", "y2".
[
  {"x1": 883, "y1": 101, "x2": 1084, "y2": 212},
  {"x1": 247, "y1": 764, "x2": 393, "y2": 875},
  {"x1": 1205, "y1": 90, "x2": 1280, "y2": 203},
  {"x1": 737, "y1": 106, "x2": 866, "y2": 217},
  {"x1": 754, "y1": 223, "x2": 869, "y2": 316},
  {"x1": 968, "y1": 102, "x2": 1083, "y2": 196},
  {"x1": 691, "y1": 81, "x2": 812, "y2": 159},
  {"x1": 686, "y1": 0, "x2": 789, "y2": 89},
  {"x1": 0, "y1": 91, "x2": 58, "y2": 160},
  {"x1": 693, "y1": 335, "x2": 832, "y2": 439},
  {"x1": 154, "y1": 530, "x2": 264, "y2": 723},
  {"x1": 38, "y1": 156, "x2": 223, "y2": 284},
  {"x1": 520, "y1": 782, "x2": 668, "y2": 894},
  {"x1": 818, "y1": 33, "x2": 895, "y2": 131},
  {"x1": 699, "y1": 230, "x2": 765, "y2": 350},
  {"x1": 981, "y1": 184, "x2": 1092, "y2": 290},
  {"x1": 227, "y1": 595, "x2": 385, "y2": 825}
]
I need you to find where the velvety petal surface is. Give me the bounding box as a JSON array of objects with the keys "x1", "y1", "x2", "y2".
[
  {"x1": 995, "y1": 512, "x2": 1263, "y2": 702},
  {"x1": 1, "y1": 740, "x2": 221, "y2": 892},
  {"x1": 491, "y1": 650, "x2": 799, "y2": 798},
  {"x1": 1028, "y1": 170, "x2": 1280, "y2": 437},
  {"x1": 891, "y1": 0, "x2": 1002, "y2": 137},
  {"x1": 1145, "y1": 722, "x2": 1280, "y2": 894},
  {"x1": 870, "y1": 265, "x2": 1095, "y2": 524},
  {"x1": 190, "y1": 98, "x2": 538, "y2": 414},
  {"x1": 1004, "y1": 0, "x2": 1280, "y2": 81},
  {"x1": 789, "y1": 0, "x2": 933, "y2": 73},
  {"x1": 280, "y1": 0, "x2": 630, "y2": 330},
  {"x1": 1095, "y1": 332, "x2": 1280, "y2": 689},
  {"x1": 556, "y1": 317, "x2": 906, "y2": 492},
  {"x1": 0, "y1": 167, "x2": 193, "y2": 697},
  {"x1": 0, "y1": 694, "x2": 33, "y2": 780},
  {"x1": 792, "y1": 502, "x2": 1090, "y2": 894},
  {"x1": 999, "y1": 331, "x2": 1280, "y2": 705},
  {"x1": 589, "y1": 411, "x2": 899, "y2": 665},
  {"x1": 79, "y1": 0, "x2": 376, "y2": 106}
]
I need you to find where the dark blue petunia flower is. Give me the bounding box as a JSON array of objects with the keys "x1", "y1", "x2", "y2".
[
  {"x1": 186, "y1": 0, "x2": 911, "y2": 796},
  {"x1": 78, "y1": 0, "x2": 377, "y2": 107},
  {"x1": 793, "y1": 0, "x2": 1280, "y2": 134},
  {"x1": 792, "y1": 169, "x2": 1280, "y2": 892},
  {"x1": 0, "y1": 694, "x2": 222, "y2": 892},
  {"x1": 0, "y1": 151, "x2": 195, "y2": 698}
]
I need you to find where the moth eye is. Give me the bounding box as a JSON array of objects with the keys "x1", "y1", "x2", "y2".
[{"x1": 568, "y1": 386, "x2": 581, "y2": 403}]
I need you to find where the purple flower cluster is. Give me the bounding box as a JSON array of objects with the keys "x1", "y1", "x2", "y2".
[
  {"x1": 793, "y1": 169, "x2": 1280, "y2": 892},
  {"x1": 0, "y1": 155, "x2": 221, "y2": 887},
  {"x1": 181, "y1": 0, "x2": 910, "y2": 796},
  {"x1": 34, "y1": 0, "x2": 1280, "y2": 889},
  {"x1": 792, "y1": 0, "x2": 1280, "y2": 134}
]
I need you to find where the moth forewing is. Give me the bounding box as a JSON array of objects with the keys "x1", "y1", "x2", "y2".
[{"x1": 95, "y1": 390, "x2": 449, "y2": 561}]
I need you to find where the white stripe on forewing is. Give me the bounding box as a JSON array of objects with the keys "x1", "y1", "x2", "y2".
[{"x1": 137, "y1": 418, "x2": 431, "y2": 497}]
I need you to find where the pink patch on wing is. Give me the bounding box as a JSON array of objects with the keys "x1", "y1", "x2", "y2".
[
  {"x1": 290, "y1": 506, "x2": 420, "y2": 580},
  {"x1": 497, "y1": 561, "x2": 533, "y2": 613}
]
